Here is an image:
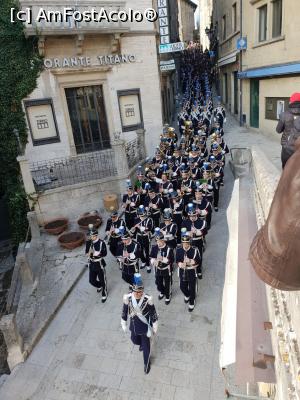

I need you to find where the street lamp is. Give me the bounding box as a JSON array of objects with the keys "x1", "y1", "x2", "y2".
[{"x1": 205, "y1": 27, "x2": 214, "y2": 42}]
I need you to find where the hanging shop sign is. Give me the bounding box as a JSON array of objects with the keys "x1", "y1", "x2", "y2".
[
  {"x1": 159, "y1": 42, "x2": 185, "y2": 54},
  {"x1": 157, "y1": 0, "x2": 170, "y2": 44},
  {"x1": 160, "y1": 59, "x2": 176, "y2": 71},
  {"x1": 43, "y1": 54, "x2": 136, "y2": 69}
]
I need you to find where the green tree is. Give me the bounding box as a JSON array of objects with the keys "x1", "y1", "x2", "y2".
[{"x1": 0, "y1": 0, "x2": 43, "y2": 245}]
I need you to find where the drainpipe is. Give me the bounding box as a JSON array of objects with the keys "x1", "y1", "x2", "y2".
[{"x1": 239, "y1": 0, "x2": 243, "y2": 126}]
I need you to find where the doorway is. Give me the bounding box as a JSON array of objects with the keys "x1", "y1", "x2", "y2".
[
  {"x1": 250, "y1": 79, "x2": 260, "y2": 128},
  {"x1": 65, "y1": 85, "x2": 110, "y2": 154}
]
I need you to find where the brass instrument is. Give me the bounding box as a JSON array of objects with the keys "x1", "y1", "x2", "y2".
[
  {"x1": 167, "y1": 127, "x2": 177, "y2": 139},
  {"x1": 184, "y1": 120, "x2": 193, "y2": 128}
]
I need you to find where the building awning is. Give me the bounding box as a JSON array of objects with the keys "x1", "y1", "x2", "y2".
[
  {"x1": 238, "y1": 61, "x2": 300, "y2": 79},
  {"x1": 218, "y1": 51, "x2": 239, "y2": 67},
  {"x1": 220, "y1": 163, "x2": 276, "y2": 386}
]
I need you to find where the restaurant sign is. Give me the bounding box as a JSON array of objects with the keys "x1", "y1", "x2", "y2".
[{"x1": 43, "y1": 54, "x2": 136, "y2": 68}]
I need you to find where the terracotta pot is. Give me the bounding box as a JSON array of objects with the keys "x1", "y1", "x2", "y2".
[
  {"x1": 58, "y1": 231, "x2": 85, "y2": 250},
  {"x1": 44, "y1": 218, "x2": 68, "y2": 235},
  {"x1": 77, "y1": 214, "x2": 102, "y2": 230}
]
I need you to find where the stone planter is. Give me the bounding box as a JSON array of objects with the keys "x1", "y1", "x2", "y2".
[
  {"x1": 44, "y1": 218, "x2": 68, "y2": 235},
  {"x1": 77, "y1": 213, "x2": 102, "y2": 230},
  {"x1": 58, "y1": 232, "x2": 85, "y2": 250}
]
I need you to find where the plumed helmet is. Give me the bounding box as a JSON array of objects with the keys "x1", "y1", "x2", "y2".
[{"x1": 132, "y1": 273, "x2": 144, "y2": 292}]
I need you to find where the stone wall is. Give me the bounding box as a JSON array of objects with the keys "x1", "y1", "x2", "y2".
[{"x1": 251, "y1": 146, "x2": 300, "y2": 400}]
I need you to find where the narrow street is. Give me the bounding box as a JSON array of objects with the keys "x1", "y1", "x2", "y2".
[
  {"x1": 1, "y1": 0, "x2": 297, "y2": 398},
  {"x1": 0, "y1": 130, "x2": 238, "y2": 400}
]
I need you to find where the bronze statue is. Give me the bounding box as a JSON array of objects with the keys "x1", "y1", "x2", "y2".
[{"x1": 249, "y1": 137, "x2": 300, "y2": 290}]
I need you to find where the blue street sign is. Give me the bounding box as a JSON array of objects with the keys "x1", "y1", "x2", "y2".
[{"x1": 237, "y1": 37, "x2": 247, "y2": 51}]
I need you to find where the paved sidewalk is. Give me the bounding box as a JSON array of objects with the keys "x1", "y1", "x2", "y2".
[
  {"x1": 0, "y1": 113, "x2": 281, "y2": 400},
  {"x1": 224, "y1": 113, "x2": 282, "y2": 171}
]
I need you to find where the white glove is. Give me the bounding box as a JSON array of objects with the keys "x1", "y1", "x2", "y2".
[
  {"x1": 224, "y1": 118, "x2": 227, "y2": 123},
  {"x1": 150, "y1": 258, "x2": 157, "y2": 266},
  {"x1": 129, "y1": 253, "x2": 136, "y2": 260},
  {"x1": 152, "y1": 321, "x2": 158, "y2": 334},
  {"x1": 121, "y1": 319, "x2": 127, "y2": 333},
  {"x1": 162, "y1": 256, "x2": 169, "y2": 263},
  {"x1": 130, "y1": 202, "x2": 135, "y2": 207}
]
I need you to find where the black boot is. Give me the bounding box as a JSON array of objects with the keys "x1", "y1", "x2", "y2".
[{"x1": 144, "y1": 361, "x2": 151, "y2": 374}]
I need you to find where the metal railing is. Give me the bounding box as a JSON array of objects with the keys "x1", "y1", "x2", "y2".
[{"x1": 30, "y1": 149, "x2": 117, "y2": 192}]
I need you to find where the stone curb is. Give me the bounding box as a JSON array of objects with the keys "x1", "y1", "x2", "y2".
[{"x1": 22, "y1": 263, "x2": 87, "y2": 361}]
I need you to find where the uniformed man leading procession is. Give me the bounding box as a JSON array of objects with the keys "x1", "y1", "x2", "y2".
[
  {"x1": 84, "y1": 44, "x2": 229, "y2": 373},
  {"x1": 121, "y1": 274, "x2": 158, "y2": 374}
]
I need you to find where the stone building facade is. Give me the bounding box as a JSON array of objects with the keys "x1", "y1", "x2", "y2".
[
  {"x1": 18, "y1": 0, "x2": 163, "y2": 220},
  {"x1": 178, "y1": 0, "x2": 198, "y2": 44},
  {"x1": 22, "y1": 1, "x2": 163, "y2": 163},
  {"x1": 212, "y1": 0, "x2": 241, "y2": 116},
  {"x1": 199, "y1": 0, "x2": 213, "y2": 50},
  {"x1": 157, "y1": 0, "x2": 197, "y2": 125},
  {"x1": 240, "y1": 0, "x2": 300, "y2": 139}
]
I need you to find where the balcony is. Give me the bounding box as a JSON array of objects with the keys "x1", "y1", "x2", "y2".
[{"x1": 20, "y1": 1, "x2": 131, "y2": 36}]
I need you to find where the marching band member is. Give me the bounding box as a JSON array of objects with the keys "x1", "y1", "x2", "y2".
[
  {"x1": 116, "y1": 231, "x2": 141, "y2": 289},
  {"x1": 134, "y1": 166, "x2": 149, "y2": 204},
  {"x1": 85, "y1": 228, "x2": 108, "y2": 302},
  {"x1": 122, "y1": 181, "x2": 140, "y2": 230},
  {"x1": 209, "y1": 155, "x2": 223, "y2": 211},
  {"x1": 150, "y1": 229, "x2": 174, "y2": 305},
  {"x1": 192, "y1": 187, "x2": 212, "y2": 230},
  {"x1": 130, "y1": 205, "x2": 153, "y2": 273},
  {"x1": 158, "y1": 167, "x2": 173, "y2": 209},
  {"x1": 182, "y1": 204, "x2": 207, "y2": 279},
  {"x1": 179, "y1": 165, "x2": 195, "y2": 206},
  {"x1": 169, "y1": 190, "x2": 184, "y2": 243},
  {"x1": 105, "y1": 209, "x2": 126, "y2": 257},
  {"x1": 176, "y1": 230, "x2": 201, "y2": 312},
  {"x1": 159, "y1": 209, "x2": 177, "y2": 250},
  {"x1": 144, "y1": 187, "x2": 164, "y2": 228}
]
